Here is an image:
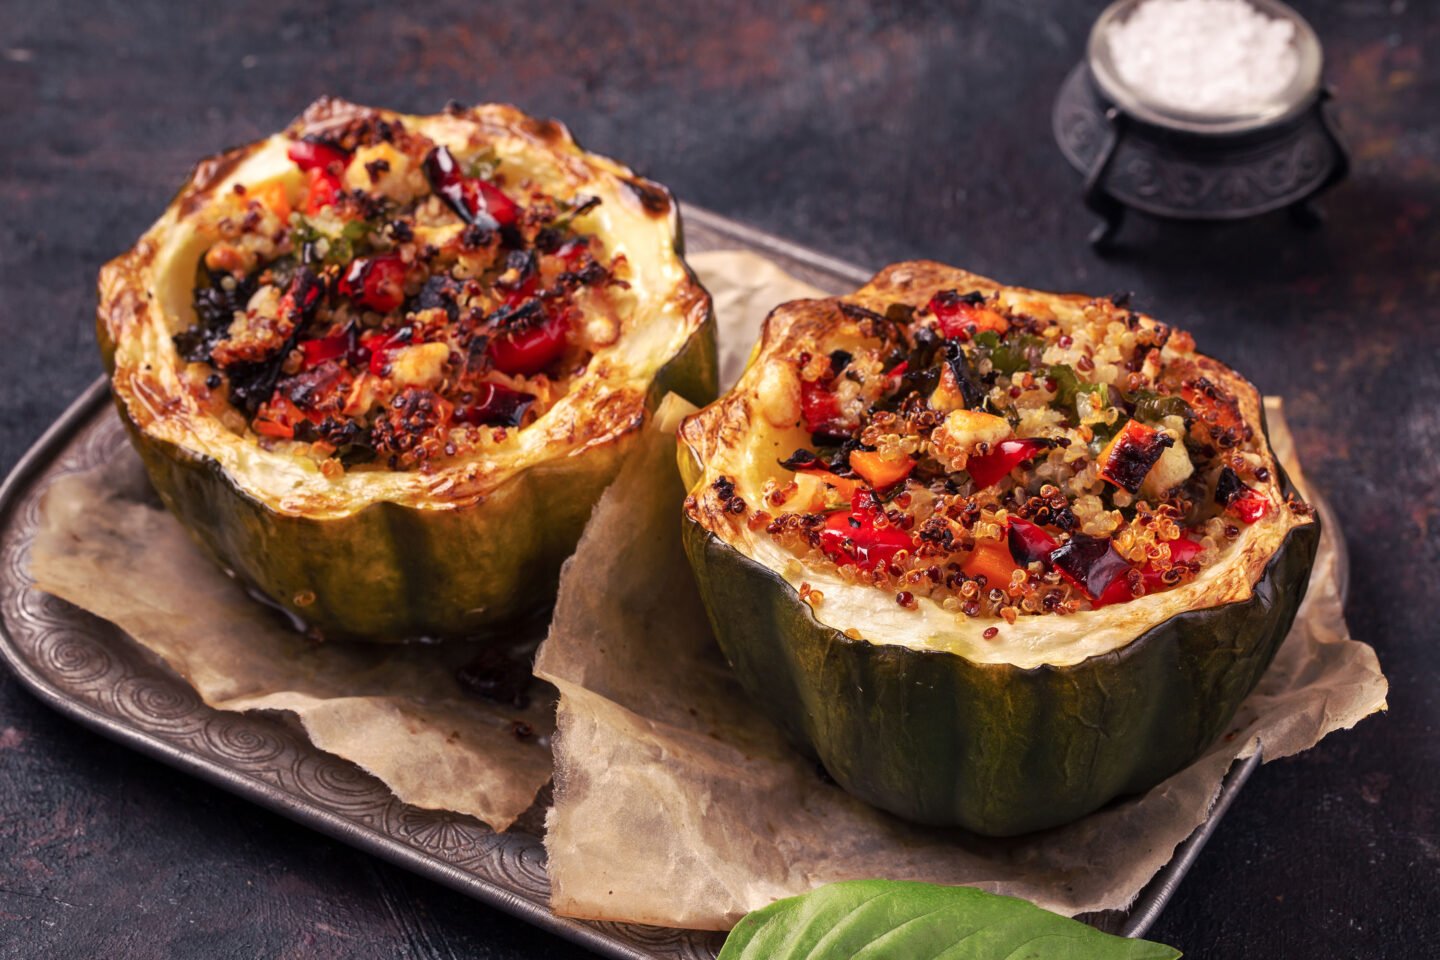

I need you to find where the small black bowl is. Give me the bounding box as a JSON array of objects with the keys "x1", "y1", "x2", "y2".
[{"x1": 1053, "y1": 0, "x2": 1348, "y2": 249}]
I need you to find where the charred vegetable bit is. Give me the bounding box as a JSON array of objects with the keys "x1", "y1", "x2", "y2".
[
  {"x1": 1051, "y1": 534, "x2": 1132, "y2": 602},
  {"x1": 177, "y1": 117, "x2": 623, "y2": 474},
  {"x1": 779, "y1": 449, "x2": 825, "y2": 471},
  {"x1": 1216, "y1": 466, "x2": 1271, "y2": 523},
  {"x1": 944, "y1": 339, "x2": 988, "y2": 410},
  {"x1": 740, "y1": 282, "x2": 1278, "y2": 622},
  {"x1": 423, "y1": 144, "x2": 520, "y2": 231},
  {"x1": 454, "y1": 382, "x2": 535, "y2": 427},
  {"x1": 178, "y1": 269, "x2": 258, "y2": 363},
  {"x1": 1098, "y1": 420, "x2": 1174, "y2": 494}
]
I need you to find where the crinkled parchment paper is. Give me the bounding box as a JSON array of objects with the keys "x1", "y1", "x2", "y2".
[
  {"x1": 27, "y1": 248, "x2": 1388, "y2": 928},
  {"x1": 534, "y1": 250, "x2": 1389, "y2": 930},
  {"x1": 30, "y1": 452, "x2": 554, "y2": 831}
]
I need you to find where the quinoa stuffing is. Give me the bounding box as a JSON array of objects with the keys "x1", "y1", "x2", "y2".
[
  {"x1": 728, "y1": 286, "x2": 1300, "y2": 622},
  {"x1": 175, "y1": 112, "x2": 626, "y2": 472}
]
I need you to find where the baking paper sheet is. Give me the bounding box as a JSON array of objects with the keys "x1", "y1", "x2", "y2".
[
  {"x1": 29, "y1": 452, "x2": 555, "y2": 832},
  {"x1": 533, "y1": 250, "x2": 1390, "y2": 930}
]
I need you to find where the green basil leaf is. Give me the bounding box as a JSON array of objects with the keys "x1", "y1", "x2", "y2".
[
  {"x1": 989, "y1": 334, "x2": 1044, "y2": 376},
  {"x1": 546, "y1": 193, "x2": 603, "y2": 233},
  {"x1": 1049, "y1": 363, "x2": 1081, "y2": 411},
  {"x1": 463, "y1": 146, "x2": 501, "y2": 180},
  {"x1": 1129, "y1": 390, "x2": 1193, "y2": 425},
  {"x1": 718, "y1": 880, "x2": 1181, "y2": 960}
]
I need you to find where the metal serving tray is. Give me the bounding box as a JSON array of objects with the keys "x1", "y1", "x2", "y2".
[{"x1": 0, "y1": 207, "x2": 1276, "y2": 958}]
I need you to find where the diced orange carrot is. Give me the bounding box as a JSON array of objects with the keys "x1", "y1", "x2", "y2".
[
  {"x1": 961, "y1": 540, "x2": 1019, "y2": 587},
  {"x1": 253, "y1": 418, "x2": 294, "y2": 439},
  {"x1": 254, "y1": 179, "x2": 292, "y2": 222},
  {"x1": 967, "y1": 306, "x2": 1009, "y2": 334},
  {"x1": 1182, "y1": 381, "x2": 1246, "y2": 450},
  {"x1": 849, "y1": 450, "x2": 915, "y2": 489},
  {"x1": 253, "y1": 394, "x2": 308, "y2": 439},
  {"x1": 816, "y1": 471, "x2": 861, "y2": 501}
]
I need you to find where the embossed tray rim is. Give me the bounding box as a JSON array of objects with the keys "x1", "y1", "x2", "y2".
[{"x1": 0, "y1": 206, "x2": 1338, "y2": 957}]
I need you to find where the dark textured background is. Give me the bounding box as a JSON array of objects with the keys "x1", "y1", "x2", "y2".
[{"x1": 1, "y1": 1, "x2": 1436, "y2": 957}]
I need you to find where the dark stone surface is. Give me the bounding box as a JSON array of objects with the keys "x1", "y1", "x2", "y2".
[{"x1": 1, "y1": 1, "x2": 1436, "y2": 957}]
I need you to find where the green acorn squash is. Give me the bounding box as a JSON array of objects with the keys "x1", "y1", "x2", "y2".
[
  {"x1": 679, "y1": 260, "x2": 1317, "y2": 836},
  {"x1": 98, "y1": 98, "x2": 715, "y2": 642}
]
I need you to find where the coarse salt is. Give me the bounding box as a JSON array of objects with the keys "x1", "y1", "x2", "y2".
[{"x1": 1106, "y1": 0, "x2": 1299, "y2": 117}]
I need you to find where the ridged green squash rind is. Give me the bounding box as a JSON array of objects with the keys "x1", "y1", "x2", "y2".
[{"x1": 682, "y1": 461, "x2": 1317, "y2": 836}]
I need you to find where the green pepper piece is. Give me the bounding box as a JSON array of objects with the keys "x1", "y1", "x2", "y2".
[{"x1": 1131, "y1": 390, "x2": 1194, "y2": 424}]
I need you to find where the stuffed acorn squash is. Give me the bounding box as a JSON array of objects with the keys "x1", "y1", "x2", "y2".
[
  {"x1": 98, "y1": 97, "x2": 715, "y2": 642},
  {"x1": 680, "y1": 261, "x2": 1317, "y2": 836}
]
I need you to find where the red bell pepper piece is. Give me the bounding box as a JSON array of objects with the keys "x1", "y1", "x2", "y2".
[
  {"x1": 555, "y1": 238, "x2": 590, "y2": 265},
  {"x1": 1051, "y1": 533, "x2": 1132, "y2": 603},
  {"x1": 361, "y1": 329, "x2": 411, "y2": 377},
  {"x1": 288, "y1": 140, "x2": 352, "y2": 216},
  {"x1": 422, "y1": 145, "x2": 519, "y2": 228},
  {"x1": 1094, "y1": 535, "x2": 1205, "y2": 607},
  {"x1": 1092, "y1": 574, "x2": 1135, "y2": 608},
  {"x1": 301, "y1": 168, "x2": 341, "y2": 214},
  {"x1": 287, "y1": 139, "x2": 350, "y2": 174},
  {"x1": 463, "y1": 178, "x2": 520, "y2": 228},
  {"x1": 927, "y1": 291, "x2": 1009, "y2": 339},
  {"x1": 488, "y1": 313, "x2": 569, "y2": 376},
  {"x1": 966, "y1": 438, "x2": 1054, "y2": 489},
  {"x1": 277, "y1": 268, "x2": 325, "y2": 323},
  {"x1": 1229, "y1": 489, "x2": 1271, "y2": 524},
  {"x1": 1007, "y1": 517, "x2": 1059, "y2": 567},
  {"x1": 422, "y1": 146, "x2": 469, "y2": 219},
  {"x1": 339, "y1": 253, "x2": 408, "y2": 314},
  {"x1": 499, "y1": 271, "x2": 538, "y2": 308},
  {"x1": 800, "y1": 378, "x2": 844, "y2": 434},
  {"x1": 1001, "y1": 520, "x2": 1197, "y2": 607},
  {"x1": 818, "y1": 490, "x2": 912, "y2": 571},
  {"x1": 1162, "y1": 535, "x2": 1204, "y2": 565},
  {"x1": 299, "y1": 333, "x2": 351, "y2": 368}
]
